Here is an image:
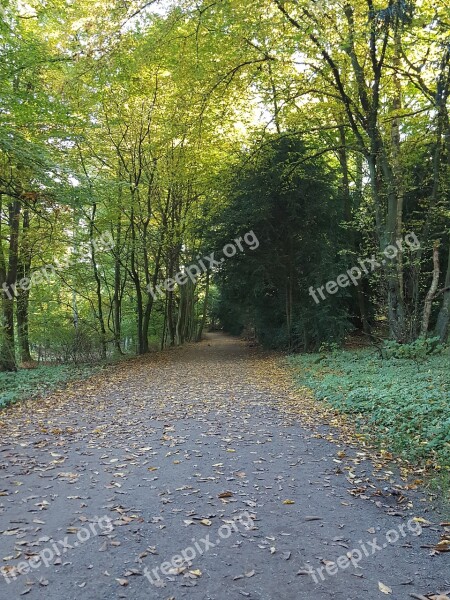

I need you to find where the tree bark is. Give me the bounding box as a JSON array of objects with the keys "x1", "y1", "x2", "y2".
[
  {"x1": 0, "y1": 199, "x2": 21, "y2": 371},
  {"x1": 89, "y1": 203, "x2": 107, "y2": 359},
  {"x1": 421, "y1": 241, "x2": 440, "y2": 337},
  {"x1": 435, "y1": 244, "x2": 450, "y2": 342},
  {"x1": 197, "y1": 269, "x2": 210, "y2": 342},
  {"x1": 17, "y1": 208, "x2": 32, "y2": 363}
]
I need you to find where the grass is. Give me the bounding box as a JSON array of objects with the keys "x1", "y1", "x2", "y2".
[
  {"x1": 288, "y1": 346, "x2": 450, "y2": 476},
  {"x1": 0, "y1": 363, "x2": 100, "y2": 409}
]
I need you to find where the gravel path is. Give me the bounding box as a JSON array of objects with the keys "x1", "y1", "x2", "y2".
[{"x1": 0, "y1": 333, "x2": 448, "y2": 599}]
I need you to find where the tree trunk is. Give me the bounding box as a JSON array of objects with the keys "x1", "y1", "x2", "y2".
[
  {"x1": 390, "y1": 31, "x2": 406, "y2": 335},
  {"x1": 129, "y1": 205, "x2": 145, "y2": 354},
  {"x1": 0, "y1": 199, "x2": 21, "y2": 371},
  {"x1": 113, "y1": 240, "x2": 124, "y2": 354},
  {"x1": 161, "y1": 292, "x2": 168, "y2": 350},
  {"x1": 435, "y1": 243, "x2": 450, "y2": 342},
  {"x1": 113, "y1": 175, "x2": 124, "y2": 354},
  {"x1": 176, "y1": 278, "x2": 195, "y2": 345},
  {"x1": 17, "y1": 291, "x2": 31, "y2": 363},
  {"x1": 167, "y1": 290, "x2": 176, "y2": 346},
  {"x1": 197, "y1": 269, "x2": 210, "y2": 342},
  {"x1": 142, "y1": 247, "x2": 162, "y2": 353},
  {"x1": 89, "y1": 203, "x2": 107, "y2": 359},
  {"x1": 17, "y1": 208, "x2": 32, "y2": 363},
  {"x1": 421, "y1": 241, "x2": 440, "y2": 337},
  {"x1": 339, "y1": 127, "x2": 371, "y2": 334}
]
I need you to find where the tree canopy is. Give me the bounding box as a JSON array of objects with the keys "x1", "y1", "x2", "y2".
[{"x1": 1, "y1": 0, "x2": 449, "y2": 369}]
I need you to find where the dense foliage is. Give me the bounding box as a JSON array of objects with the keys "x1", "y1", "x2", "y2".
[
  {"x1": 211, "y1": 135, "x2": 351, "y2": 350},
  {"x1": 289, "y1": 348, "x2": 450, "y2": 469},
  {"x1": 1, "y1": 0, "x2": 450, "y2": 367}
]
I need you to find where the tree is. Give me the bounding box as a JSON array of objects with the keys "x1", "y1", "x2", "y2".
[{"x1": 212, "y1": 134, "x2": 349, "y2": 351}]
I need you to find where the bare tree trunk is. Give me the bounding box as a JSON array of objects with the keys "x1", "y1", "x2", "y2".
[
  {"x1": 161, "y1": 292, "x2": 168, "y2": 350},
  {"x1": 142, "y1": 247, "x2": 162, "y2": 353},
  {"x1": 391, "y1": 31, "x2": 406, "y2": 333},
  {"x1": 167, "y1": 289, "x2": 176, "y2": 346},
  {"x1": 435, "y1": 244, "x2": 450, "y2": 342},
  {"x1": 113, "y1": 171, "x2": 124, "y2": 354},
  {"x1": 176, "y1": 278, "x2": 195, "y2": 345},
  {"x1": 89, "y1": 203, "x2": 107, "y2": 359},
  {"x1": 128, "y1": 205, "x2": 145, "y2": 354},
  {"x1": 197, "y1": 269, "x2": 210, "y2": 342},
  {"x1": 17, "y1": 208, "x2": 32, "y2": 363},
  {"x1": 421, "y1": 241, "x2": 440, "y2": 337},
  {"x1": 113, "y1": 232, "x2": 124, "y2": 354},
  {"x1": 0, "y1": 199, "x2": 21, "y2": 371}
]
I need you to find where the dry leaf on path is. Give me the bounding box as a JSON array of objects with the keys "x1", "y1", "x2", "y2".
[{"x1": 379, "y1": 582, "x2": 392, "y2": 594}]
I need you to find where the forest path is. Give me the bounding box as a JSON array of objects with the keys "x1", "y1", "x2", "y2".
[{"x1": 0, "y1": 333, "x2": 447, "y2": 600}]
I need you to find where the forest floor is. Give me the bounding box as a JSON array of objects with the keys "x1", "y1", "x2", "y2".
[{"x1": 0, "y1": 332, "x2": 448, "y2": 600}]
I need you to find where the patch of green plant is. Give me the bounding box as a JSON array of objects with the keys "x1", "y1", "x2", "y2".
[
  {"x1": 382, "y1": 336, "x2": 445, "y2": 360},
  {"x1": 288, "y1": 346, "x2": 450, "y2": 471},
  {"x1": 0, "y1": 364, "x2": 100, "y2": 409}
]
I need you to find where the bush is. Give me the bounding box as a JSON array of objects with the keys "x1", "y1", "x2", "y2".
[{"x1": 382, "y1": 336, "x2": 445, "y2": 360}]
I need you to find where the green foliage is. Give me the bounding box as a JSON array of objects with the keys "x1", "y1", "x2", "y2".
[
  {"x1": 288, "y1": 348, "x2": 450, "y2": 468},
  {"x1": 0, "y1": 364, "x2": 99, "y2": 409},
  {"x1": 211, "y1": 134, "x2": 351, "y2": 351},
  {"x1": 382, "y1": 337, "x2": 445, "y2": 360}
]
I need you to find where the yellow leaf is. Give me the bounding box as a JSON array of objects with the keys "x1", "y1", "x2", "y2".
[
  {"x1": 283, "y1": 499, "x2": 295, "y2": 505},
  {"x1": 412, "y1": 517, "x2": 432, "y2": 525}
]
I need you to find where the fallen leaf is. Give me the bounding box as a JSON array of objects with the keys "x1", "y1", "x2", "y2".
[
  {"x1": 200, "y1": 519, "x2": 212, "y2": 526},
  {"x1": 412, "y1": 517, "x2": 432, "y2": 525},
  {"x1": 378, "y1": 582, "x2": 392, "y2": 595},
  {"x1": 434, "y1": 539, "x2": 450, "y2": 552},
  {"x1": 189, "y1": 569, "x2": 202, "y2": 577}
]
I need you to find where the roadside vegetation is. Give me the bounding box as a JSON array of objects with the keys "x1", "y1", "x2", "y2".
[
  {"x1": 288, "y1": 339, "x2": 450, "y2": 491},
  {"x1": 0, "y1": 364, "x2": 100, "y2": 408}
]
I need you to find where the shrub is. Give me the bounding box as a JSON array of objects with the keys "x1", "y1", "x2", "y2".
[{"x1": 382, "y1": 336, "x2": 445, "y2": 360}]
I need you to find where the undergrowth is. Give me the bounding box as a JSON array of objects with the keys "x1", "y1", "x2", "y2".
[
  {"x1": 288, "y1": 343, "x2": 450, "y2": 487},
  {"x1": 0, "y1": 364, "x2": 100, "y2": 409}
]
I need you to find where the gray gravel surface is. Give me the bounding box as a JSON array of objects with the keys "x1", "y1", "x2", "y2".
[{"x1": 0, "y1": 333, "x2": 448, "y2": 600}]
